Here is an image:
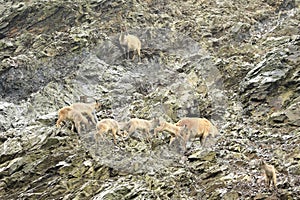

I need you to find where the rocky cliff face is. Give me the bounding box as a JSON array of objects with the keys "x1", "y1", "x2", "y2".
[{"x1": 0, "y1": 0, "x2": 299, "y2": 199}]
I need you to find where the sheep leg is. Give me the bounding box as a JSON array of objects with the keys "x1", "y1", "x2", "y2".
[
  {"x1": 145, "y1": 130, "x2": 151, "y2": 143},
  {"x1": 266, "y1": 178, "x2": 270, "y2": 189},
  {"x1": 122, "y1": 47, "x2": 127, "y2": 59},
  {"x1": 92, "y1": 110, "x2": 98, "y2": 124},
  {"x1": 70, "y1": 123, "x2": 74, "y2": 132},
  {"x1": 182, "y1": 138, "x2": 187, "y2": 152},
  {"x1": 95, "y1": 130, "x2": 105, "y2": 145},
  {"x1": 56, "y1": 116, "x2": 65, "y2": 127},
  {"x1": 56, "y1": 118, "x2": 62, "y2": 127},
  {"x1": 273, "y1": 176, "x2": 277, "y2": 190},
  {"x1": 127, "y1": 125, "x2": 135, "y2": 137},
  {"x1": 200, "y1": 134, "x2": 207, "y2": 146},
  {"x1": 74, "y1": 121, "x2": 81, "y2": 134},
  {"x1": 112, "y1": 129, "x2": 117, "y2": 145},
  {"x1": 131, "y1": 51, "x2": 136, "y2": 61},
  {"x1": 185, "y1": 131, "x2": 192, "y2": 148},
  {"x1": 87, "y1": 113, "x2": 96, "y2": 124},
  {"x1": 169, "y1": 136, "x2": 176, "y2": 146},
  {"x1": 153, "y1": 128, "x2": 158, "y2": 137},
  {"x1": 154, "y1": 127, "x2": 162, "y2": 137},
  {"x1": 137, "y1": 49, "x2": 141, "y2": 62},
  {"x1": 94, "y1": 132, "x2": 100, "y2": 149},
  {"x1": 127, "y1": 48, "x2": 130, "y2": 60},
  {"x1": 117, "y1": 130, "x2": 125, "y2": 143}
]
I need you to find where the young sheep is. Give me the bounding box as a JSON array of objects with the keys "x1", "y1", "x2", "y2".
[
  {"x1": 95, "y1": 118, "x2": 122, "y2": 145},
  {"x1": 70, "y1": 100, "x2": 101, "y2": 124},
  {"x1": 119, "y1": 28, "x2": 141, "y2": 62},
  {"x1": 56, "y1": 106, "x2": 89, "y2": 134},
  {"x1": 154, "y1": 121, "x2": 185, "y2": 146},
  {"x1": 125, "y1": 118, "x2": 159, "y2": 142},
  {"x1": 260, "y1": 160, "x2": 277, "y2": 190},
  {"x1": 176, "y1": 117, "x2": 218, "y2": 147}
]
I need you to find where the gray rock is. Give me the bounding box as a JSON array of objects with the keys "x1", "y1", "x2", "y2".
[{"x1": 0, "y1": 0, "x2": 299, "y2": 199}]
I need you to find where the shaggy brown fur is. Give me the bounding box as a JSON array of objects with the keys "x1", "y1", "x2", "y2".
[
  {"x1": 119, "y1": 29, "x2": 141, "y2": 62},
  {"x1": 56, "y1": 106, "x2": 89, "y2": 134},
  {"x1": 176, "y1": 117, "x2": 218, "y2": 147},
  {"x1": 260, "y1": 160, "x2": 277, "y2": 190},
  {"x1": 70, "y1": 100, "x2": 101, "y2": 124},
  {"x1": 95, "y1": 118, "x2": 122, "y2": 145},
  {"x1": 126, "y1": 118, "x2": 159, "y2": 142},
  {"x1": 154, "y1": 121, "x2": 185, "y2": 146}
]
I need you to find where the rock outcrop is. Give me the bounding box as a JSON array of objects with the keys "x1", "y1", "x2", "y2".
[{"x1": 0, "y1": 0, "x2": 299, "y2": 199}]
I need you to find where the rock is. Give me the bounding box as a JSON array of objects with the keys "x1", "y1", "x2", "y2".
[
  {"x1": 0, "y1": 138, "x2": 23, "y2": 163},
  {"x1": 223, "y1": 191, "x2": 240, "y2": 200},
  {"x1": 0, "y1": 0, "x2": 299, "y2": 199},
  {"x1": 288, "y1": 164, "x2": 300, "y2": 175},
  {"x1": 240, "y1": 52, "x2": 291, "y2": 103},
  {"x1": 188, "y1": 150, "x2": 217, "y2": 162},
  {"x1": 0, "y1": 157, "x2": 25, "y2": 176},
  {"x1": 37, "y1": 112, "x2": 57, "y2": 125}
]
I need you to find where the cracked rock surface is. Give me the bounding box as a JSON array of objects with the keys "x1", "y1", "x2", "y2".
[{"x1": 0, "y1": 0, "x2": 299, "y2": 199}]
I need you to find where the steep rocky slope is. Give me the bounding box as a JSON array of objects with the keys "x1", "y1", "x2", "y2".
[{"x1": 0, "y1": 0, "x2": 299, "y2": 199}]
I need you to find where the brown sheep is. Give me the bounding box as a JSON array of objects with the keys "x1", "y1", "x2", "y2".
[
  {"x1": 260, "y1": 160, "x2": 277, "y2": 190},
  {"x1": 70, "y1": 100, "x2": 101, "y2": 124},
  {"x1": 176, "y1": 117, "x2": 219, "y2": 148},
  {"x1": 56, "y1": 106, "x2": 89, "y2": 134},
  {"x1": 119, "y1": 28, "x2": 141, "y2": 62},
  {"x1": 95, "y1": 118, "x2": 123, "y2": 145},
  {"x1": 154, "y1": 121, "x2": 185, "y2": 146},
  {"x1": 125, "y1": 118, "x2": 159, "y2": 142}
]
